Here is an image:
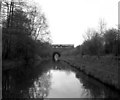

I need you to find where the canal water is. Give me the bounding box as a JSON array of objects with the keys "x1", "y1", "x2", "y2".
[{"x1": 2, "y1": 60, "x2": 119, "y2": 98}]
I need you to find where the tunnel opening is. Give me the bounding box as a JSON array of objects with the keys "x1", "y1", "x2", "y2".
[{"x1": 53, "y1": 52, "x2": 61, "y2": 61}]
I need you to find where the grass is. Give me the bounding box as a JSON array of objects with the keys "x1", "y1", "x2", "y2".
[
  {"x1": 60, "y1": 55, "x2": 120, "y2": 90},
  {"x1": 2, "y1": 55, "x2": 52, "y2": 71}
]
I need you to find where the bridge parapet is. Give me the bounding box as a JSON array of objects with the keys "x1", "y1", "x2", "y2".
[
  {"x1": 52, "y1": 44, "x2": 74, "y2": 56},
  {"x1": 52, "y1": 44, "x2": 74, "y2": 49}
]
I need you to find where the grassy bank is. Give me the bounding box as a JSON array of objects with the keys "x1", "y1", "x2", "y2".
[
  {"x1": 2, "y1": 55, "x2": 51, "y2": 71},
  {"x1": 60, "y1": 55, "x2": 120, "y2": 90}
]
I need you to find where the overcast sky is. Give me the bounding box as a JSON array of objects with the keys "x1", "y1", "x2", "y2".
[{"x1": 31, "y1": 0, "x2": 119, "y2": 46}]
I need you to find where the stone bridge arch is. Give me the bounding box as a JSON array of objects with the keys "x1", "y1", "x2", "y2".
[
  {"x1": 52, "y1": 52, "x2": 61, "y2": 61},
  {"x1": 52, "y1": 44, "x2": 74, "y2": 61}
]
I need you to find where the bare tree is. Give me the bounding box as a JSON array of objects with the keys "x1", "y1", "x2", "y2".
[
  {"x1": 83, "y1": 28, "x2": 96, "y2": 41},
  {"x1": 98, "y1": 18, "x2": 106, "y2": 36}
]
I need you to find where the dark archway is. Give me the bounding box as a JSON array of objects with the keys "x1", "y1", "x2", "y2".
[{"x1": 52, "y1": 52, "x2": 61, "y2": 61}]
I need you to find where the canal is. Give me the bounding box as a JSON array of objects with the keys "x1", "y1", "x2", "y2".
[{"x1": 2, "y1": 60, "x2": 119, "y2": 98}]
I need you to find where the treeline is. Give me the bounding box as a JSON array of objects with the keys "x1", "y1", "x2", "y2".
[
  {"x1": 76, "y1": 28, "x2": 120, "y2": 57},
  {"x1": 2, "y1": 1, "x2": 52, "y2": 62},
  {"x1": 71, "y1": 20, "x2": 120, "y2": 57}
]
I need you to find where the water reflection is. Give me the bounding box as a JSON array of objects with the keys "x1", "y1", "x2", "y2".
[
  {"x1": 76, "y1": 72, "x2": 105, "y2": 98},
  {"x1": 29, "y1": 71, "x2": 52, "y2": 98},
  {"x1": 28, "y1": 69, "x2": 101, "y2": 98},
  {"x1": 75, "y1": 71, "x2": 119, "y2": 98},
  {"x1": 47, "y1": 70, "x2": 94, "y2": 98},
  {"x1": 2, "y1": 61, "x2": 120, "y2": 98}
]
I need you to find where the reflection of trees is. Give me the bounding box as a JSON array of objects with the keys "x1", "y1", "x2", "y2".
[
  {"x1": 53, "y1": 63, "x2": 72, "y2": 76},
  {"x1": 2, "y1": 61, "x2": 53, "y2": 98},
  {"x1": 53, "y1": 61, "x2": 72, "y2": 72},
  {"x1": 29, "y1": 71, "x2": 52, "y2": 98},
  {"x1": 76, "y1": 71, "x2": 120, "y2": 98},
  {"x1": 2, "y1": 69, "x2": 16, "y2": 98},
  {"x1": 75, "y1": 72, "x2": 106, "y2": 98}
]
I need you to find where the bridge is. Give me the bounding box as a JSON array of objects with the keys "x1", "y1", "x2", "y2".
[
  {"x1": 52, "y1": 44, "x2": 74, "y2": 61},
  {"x1": 52, "y1": 44, "x2": 74, "y2": 48}
]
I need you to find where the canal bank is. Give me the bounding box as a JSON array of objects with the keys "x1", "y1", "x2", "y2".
[
  {"x1": 2, "y1": 60, "x2": 120, "y2": 98},
  {"x1": 2, "y1": 55, "x2": 51, "y2": 71},
  {"x1": 60, "y1": 55, "x2": 120, "y2": 92}
]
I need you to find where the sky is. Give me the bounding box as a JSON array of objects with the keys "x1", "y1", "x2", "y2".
[{"x1": 31, "y1": 0, "x2": 119, "y2": 46}]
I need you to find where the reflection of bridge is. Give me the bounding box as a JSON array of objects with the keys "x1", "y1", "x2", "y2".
[{"x1": 52, "y1": 44, "x2": 74, "y2": 58}]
